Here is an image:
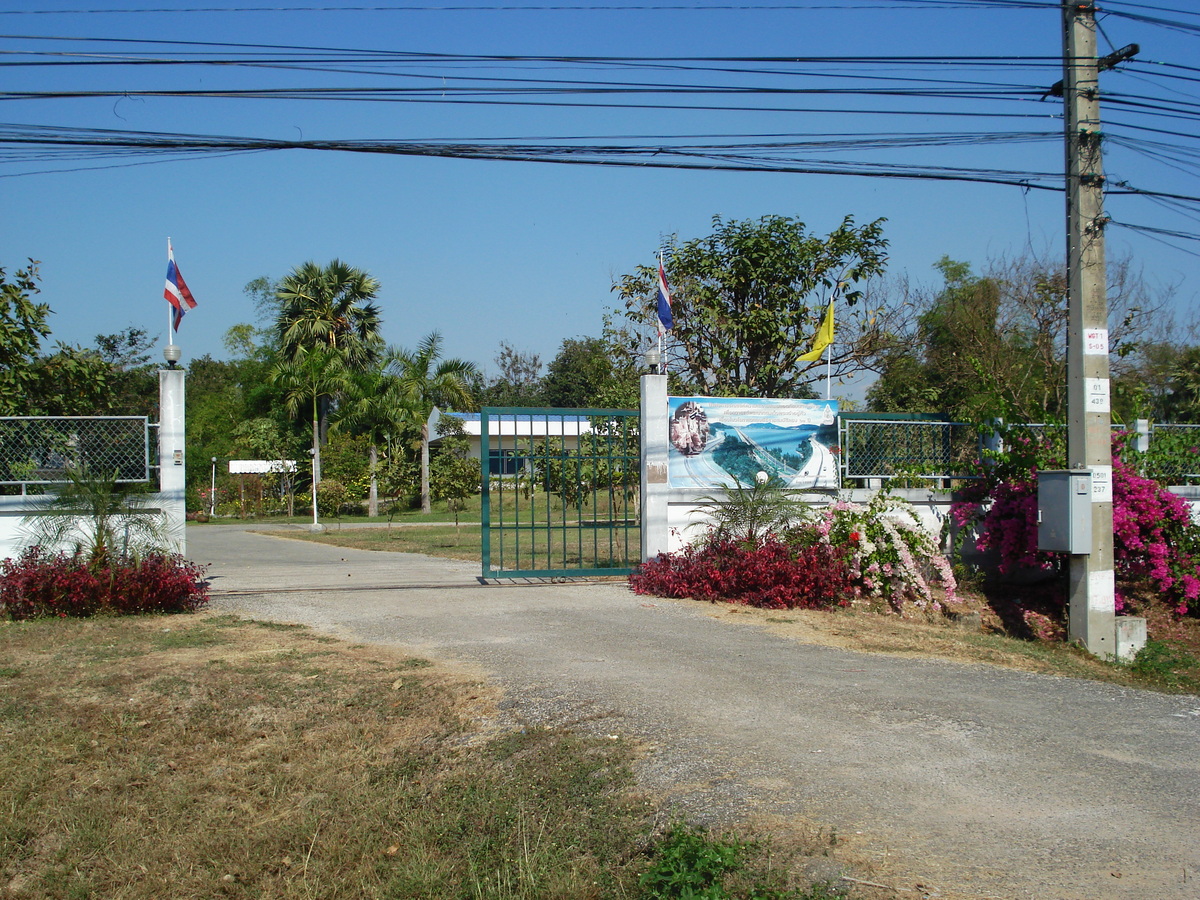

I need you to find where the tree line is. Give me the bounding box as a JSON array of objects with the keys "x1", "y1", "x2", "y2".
[{"x1": 3, "y1": 212, "x2": 1197, "y2": 513}]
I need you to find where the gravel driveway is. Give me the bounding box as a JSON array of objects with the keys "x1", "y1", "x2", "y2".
[{"x1": 190, "y1": 524, "x2": 1200, "y2": 900}]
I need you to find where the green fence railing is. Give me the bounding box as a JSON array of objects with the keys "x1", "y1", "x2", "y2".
[
  {"x1": 839, "y1": 413, "x2": 981, "y2": 486},
  {"x1": 481, "y1": 407, "x2": 640, "y2": 580}
]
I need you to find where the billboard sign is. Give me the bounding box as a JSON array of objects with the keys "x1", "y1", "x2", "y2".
[{"x1": 667, "y1": 396, "x2": 839, "y2": 489}]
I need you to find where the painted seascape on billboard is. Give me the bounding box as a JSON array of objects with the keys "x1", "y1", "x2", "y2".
[{"x1": 667, "y1": 396, "x2": 839, "y2": 489}]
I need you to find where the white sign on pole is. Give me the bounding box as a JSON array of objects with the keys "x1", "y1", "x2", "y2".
[
  {"x1": 1084, "y1": 377, "x2": 1110, "y2": 413},
  {"x1": 1083, "y1": 328, "x2": 1109, "y2": 355}
]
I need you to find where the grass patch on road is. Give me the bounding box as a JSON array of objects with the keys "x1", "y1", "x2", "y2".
[{"x1": 278, "y1": 523, "x2": 483, "y2": 562}]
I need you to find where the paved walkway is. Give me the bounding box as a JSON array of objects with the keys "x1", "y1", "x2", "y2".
[{"x1": 189, "y1": 523, "x2": 1200, "y2": 900}]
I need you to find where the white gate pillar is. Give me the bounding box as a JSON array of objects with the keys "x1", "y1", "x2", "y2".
[
  {"x1": 640, "y1": 373, "x2": 670, "y2": 562},
  {"x1": 158, "y1": 366, "x2": 187, "y2": 555}
]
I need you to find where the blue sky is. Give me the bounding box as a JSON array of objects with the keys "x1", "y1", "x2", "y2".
[{"x1": 2, "y1": 1, "x2": 1197, "y2": 396}]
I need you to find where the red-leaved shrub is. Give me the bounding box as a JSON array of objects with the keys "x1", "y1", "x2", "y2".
[
  {"x1": 630, "y1": 537, "x2": 854, "y2": 610},
  {"x1": 0, "y1": 547, "x2": 209, "y2": 620}
]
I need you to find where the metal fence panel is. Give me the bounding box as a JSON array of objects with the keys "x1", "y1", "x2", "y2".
[
  {"x1": 0, "y1": 417, "x2": 150, "y2": 487},
  {"x1": 840, "y1": 417, "x2": 981, "y2": 484},
  {"x1": 481, "y1": 407, "x2": 640, "y2": 579},
  {"x1": 1145, "y1": 423, "x2": 1200, "y2": 483}
]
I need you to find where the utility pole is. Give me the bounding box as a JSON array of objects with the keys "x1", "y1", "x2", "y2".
[{"x1": 1061, "y1": 1, "x2": 1133, "y2": 656}]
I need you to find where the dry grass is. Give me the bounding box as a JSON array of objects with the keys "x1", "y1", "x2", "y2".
[
  {"x1": 690, "y1": 590, "x2": 1200, "y2": 693},
  {"x1": 0, "y1": 613, "x2": 648, "y2": 899},
  {"x1": 0, "y1": 613, "x2": 886, "y2": 900}
]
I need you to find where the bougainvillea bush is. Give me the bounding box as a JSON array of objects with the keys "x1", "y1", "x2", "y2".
[
  {"x1": 951, "y1": 432, "x2": 1200, "y2": 617},
  {"x1": 0, "y1": 547, "x2": 210, "y2": 620}
]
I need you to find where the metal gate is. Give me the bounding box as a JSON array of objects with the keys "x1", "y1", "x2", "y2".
[{"x1": 480, "y1": 407, "x2": 640, "y2": 580}]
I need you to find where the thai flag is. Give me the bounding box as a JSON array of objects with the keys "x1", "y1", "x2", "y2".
[
  {"x1": 164, "y1": 240, "x2": 198, "y2": 331},
  {"x1": 656, "y1": 257, "x2": 673, "y2": 333}
]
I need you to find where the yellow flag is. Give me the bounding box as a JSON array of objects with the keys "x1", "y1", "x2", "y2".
[{"x1": 798, "y1": 301, "x2": 834, "y2": 362}]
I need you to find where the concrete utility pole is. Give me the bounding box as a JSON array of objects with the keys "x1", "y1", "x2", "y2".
[{"x1": 1062, "y1": 1, "x2": 1128, "y2": 656}]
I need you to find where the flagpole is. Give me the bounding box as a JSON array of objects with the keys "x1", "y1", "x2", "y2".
[
  {"x1": 824, "y1": 280, "x2": 844, "y2": 401},
  {"x1": 166, "y1": 238, "x2": 176, "y2": 347},
  {"x1": 657, "y1": 249, "x2": 666, "y2": 373}
]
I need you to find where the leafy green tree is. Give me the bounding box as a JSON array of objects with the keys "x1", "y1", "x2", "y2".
[
  {"x1": 318, "y1": 431, "x2": 371, "y2": 505},
  {"x1": 89, "y1": 326, "x2": 158, "y2": 416},
  {"x1": 0, "y1": 259, "x2": 125, "y2": 417},
  {"x1": 541, "y1": 336, "x2": 616, "y2": 408},
  {"x1": 25, "y1": 346, "x2": 114, "y2": 417},
  {"x1": 388, "y1": 332, "x2": 478, "y2": 514},
  {"x1": 242, "y1": 275, "x2": 283, "y2": 327},
  {"x1": 185, "y1": 314, "x2": 299, "y2": 510},
  {"x1": 1152, "y1": 346, "x2": 1200, "y2": 423},
  {"x1": 868, "y1": 258, "x2": 1016, "y2": 419},
  {"x1": 231, "y1": 417, "x2": 301, "y2": 516},
  {"x1": 1115, "y1": 338, "x2": 1200, "y2": 425},
  {"x1": 429, "y1": 415, "x2": 480, "y2": 534},
  {"x1": 866, "y1": 252, "x2": 1160, "y2": 423},
  {"x1": 0, "y1": 260, "x2": 51, "y2": 415},
  {"x1": 612, "y1": 214, "x2": 888, "y2": 398},
  {"x1": 475, "y1": 342, "x2": 545, "y2": 408},
  {"x1": 316, "y1": 478, "x2": 348, "y2": 525}
]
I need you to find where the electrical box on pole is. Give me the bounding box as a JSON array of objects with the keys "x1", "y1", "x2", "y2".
[{"x1": 1038, "y1": 470, "x2": 1093, "y2": 555}]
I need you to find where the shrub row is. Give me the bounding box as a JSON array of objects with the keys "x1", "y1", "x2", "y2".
[
  {"x1": 0, "y1": 547, "x2": 209, "y2": 620},
  {"x1": 631, "y1": 538, "x2": 856, "y2": 610}
]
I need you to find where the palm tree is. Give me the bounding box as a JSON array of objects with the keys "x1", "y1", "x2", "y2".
[
  {"x1": 275, "y1": 260, "x2": 382, "y2": 366},
  {"x1": 388, "y1": 332, "x2": 479, "y2": 514},
  {"x1": 338, "y1": 360, "x2": 413, "y2": 517},
  {"x1": 274, "y1": 260, "x2": 383, "y2": 454},
  {"x1": 22, "y1": 467, "x2": 167, "y2": 566},
  {"x1": 271, "y1": 347, "x2": 354, "y2": 526}
]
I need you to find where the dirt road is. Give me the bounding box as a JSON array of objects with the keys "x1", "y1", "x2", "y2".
[{"x1": 190, "y1": 524, "x2": 1200, "y2": 900}]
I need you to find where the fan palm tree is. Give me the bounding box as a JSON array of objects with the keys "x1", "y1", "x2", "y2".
[
  {"x1": 388, "y1": 333, "x2": 479, "y2": 514},
  {"x1": 275, "y1": 260, "x2": 383, "y2": 365},
  {"x1": 274, "y1": 260, "x2": 383, "y2": 455}
]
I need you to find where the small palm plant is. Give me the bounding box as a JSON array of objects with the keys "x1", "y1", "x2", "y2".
[
  {"x1": 698, "y1": 473, "x2": 811, "y2": 546},
  {"x1": 21, "y1": 467, "x2": 168, "y2": 566}
]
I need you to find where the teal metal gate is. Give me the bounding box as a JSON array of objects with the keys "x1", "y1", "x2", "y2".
[{"x1": 481, "y1": 407, "x2": 640, "y2": 580}]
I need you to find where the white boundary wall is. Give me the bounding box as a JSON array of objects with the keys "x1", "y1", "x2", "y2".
[
  {"x1": 0, "y1": 496, "x2": 173, "y2": 563},
  {"x1": 638, "y1": 373, "x2": 1200, "y2": 560},
  {"x1": 0, "y1": 368, "x2": 187, "y2": 564}
]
